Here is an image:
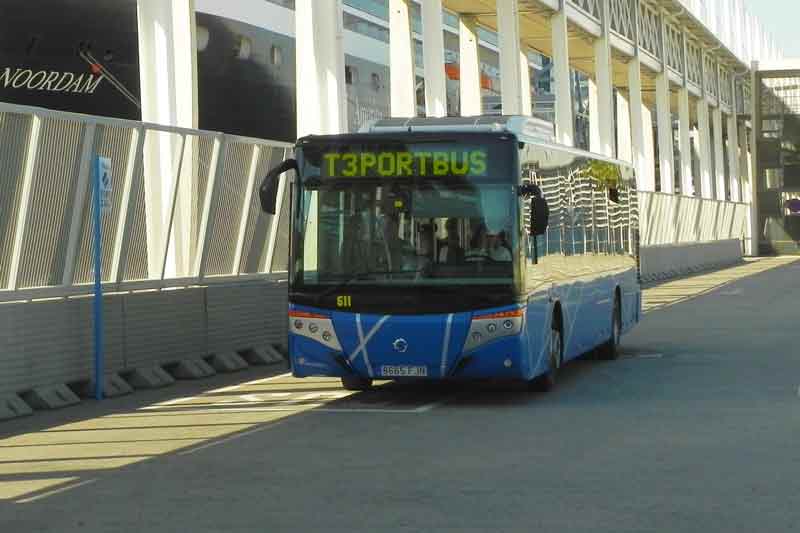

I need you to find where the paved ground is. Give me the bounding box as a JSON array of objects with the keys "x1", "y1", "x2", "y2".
[{"x1": 1, "y1": 257, "x2": 799, "y2": 532}]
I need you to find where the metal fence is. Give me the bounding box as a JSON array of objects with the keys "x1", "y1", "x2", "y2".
[
  {"x1": 0, "y1": 103, "x2": 294, "y2": 398},
  {"x1": 0, "y1": 102, "x2": 293, "y2": 303},
  {"x1": 637, "y1": 191, "x2": 749, "y2": 281},
  {"x1": 638, "y1": 191, "x2": 749, "y2": 247}
]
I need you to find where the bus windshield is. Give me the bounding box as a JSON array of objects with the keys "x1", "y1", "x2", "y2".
[{"x1": 292, "y1": 137, "x2": 518, "y2": 293}]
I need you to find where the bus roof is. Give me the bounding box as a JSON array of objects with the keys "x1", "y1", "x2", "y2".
[
  {"x1": 356, "y1": 115, "x2": 633, "y2": 171},
  {"x1": 359, "y1": 115, "x2": 556, "y2": 143}
]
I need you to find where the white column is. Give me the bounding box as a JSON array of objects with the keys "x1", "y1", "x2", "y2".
[
  {"x1": 497, "y1": 0, "x2": 522, "y2": 114},
  {"x1": 458, "y1": 16, "x2": 482, "y2": 117},
  {"x1": 628, "y1": 58, "x2": 649, "y2": 190},
  {"x1": 747, "y1": 122, "x2": 757, "y2": 255},
  {"x1": 421, "y1": 0, "x2": 447, "y2": 117},
  {"x1": 389, "y1": 0, "x2": 416, "y2": 118},
  {"x1": 712, "y1": 106, "x2": 726, "y2": 200},
  {"x1": 655, "y1": 72, "x2": 675, "y2": 193},
  {"x1": 593, "y1": 1, "x2": 614, "y2": 157},
  {"x1": 137, "y1": 0, "x2": 198, "y2": 129},
  {"x1": 296, "y1": 0, "x2": 346, "y2": 136},
  {"x1": 642, "y1": 104, "x2": 657, "y2": 192},
  {"x1": 137, "y1": 0, "x2": 198, "y2": 278},
  {"x1": 696, "y1": 99, "x2": 713, "y2": 198},
  {"x1": 738, "y1": 123, "x2": 750, "y2": 203},
  {"x1": 616, "y1": 92, "x2": 632, "y2": 163},
  {"x1": 520, "y1": 51, "x2": 532, "y2": 116},
  {"x1": 588, "y1": 78, "x2": 600, "y2": 152},
  {"x1": 296, "y1": 0, "x2": 345, "y2": 271},
  {"x1": 690, "y1": 126, "x2": 702, "y2": 196},
  {"x1": 727, "y1": 112, "x2": 740, "y2": 202},
  {"x1": 678, "y1": 87, "x2": 693, "y2": 195},
  {"x1": 551, "y1": 8, "x2": 573, "y2": 145}
]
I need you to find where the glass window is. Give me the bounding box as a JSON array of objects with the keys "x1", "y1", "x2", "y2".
[{"x1": 293, "y1": 139, "x2": 517, "y2": 289}]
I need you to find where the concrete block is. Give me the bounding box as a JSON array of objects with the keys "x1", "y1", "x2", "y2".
[
  {"x1": 166, "y1": 358, "x2": 217, "y2": 380},
  {"x1": 206, "y1": 352, "x2": 249, "y2": 373},
  {"x1": 21, "y1": 384, "x2": 81, "y2": 410},
  {"x1": 243, "y1": 345, "x2": 285, "y2": 366},
  {"x1": 72, "y1": 374, "x2": 134, "y2": 399},
  {"x1": 0, "y1": 394, "x2": 34, "y2": 420},
  {"x1": 124, "y1": 366, "x2": 176, "y2": 389}
]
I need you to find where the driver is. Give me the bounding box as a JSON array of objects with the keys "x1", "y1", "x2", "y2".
[
  {"x1": 488, "y1": 230, "x2": 512, "y2": 261},
  {"x1": 466, "y1": 223, "x2": 511, "y2": 262}
]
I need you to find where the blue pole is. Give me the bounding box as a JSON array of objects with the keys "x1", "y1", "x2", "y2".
[{"x1": 93, "y1": 157, "x2": 104, "y2": 401}]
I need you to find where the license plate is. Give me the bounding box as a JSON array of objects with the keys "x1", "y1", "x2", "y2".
[{"x1": 380, "y1": 365, "x2": 428, "y2": 377}]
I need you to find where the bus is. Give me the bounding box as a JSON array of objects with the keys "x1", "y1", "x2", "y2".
[{"x1": 260, "y1": 116, "x2": 641, "y2": 391}]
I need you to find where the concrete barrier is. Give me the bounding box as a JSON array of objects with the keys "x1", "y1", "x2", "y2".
[
  {"x1": 0, "y1": 280, "x2": 288, "y2": 399},
  {"x1": 0, "y1": 394, "x2": 33, "y2": 420},
  {"x1": 21, "y1": 384, "x2": 81, "y2": 410},
  {"x1": 166, "y1": 359, "x2": 217, "y2": 380},
  {"x1": 123, "y1": 366, "x2": 176, "y2": 389},
  {"x1": 207, "y1": 352, "x2": 249, "y2": 373},
  {"x1": 640, "y1": 239, "x2": 744, "y2": 282},
  {"x1": 70, "y1": 374, "x2": 134, "y2": 399},
  {"x1": 243, "y1": 345, "x2": 286, "y2": 366}
]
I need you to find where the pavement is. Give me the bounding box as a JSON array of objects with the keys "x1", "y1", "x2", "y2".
[{"x1": 1, "y1": 256, "x2": 799, "y2": 533}]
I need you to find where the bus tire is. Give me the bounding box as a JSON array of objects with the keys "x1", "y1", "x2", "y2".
[
  {"x1": 598, "y1": 292, "x2": 622, "y2": 360},
  {"x1": 530, "y1": 315, "x2": 563, "y2": 392},
  {"x1": 341, "y1": 375, "x2": 373, "y2": 391}
]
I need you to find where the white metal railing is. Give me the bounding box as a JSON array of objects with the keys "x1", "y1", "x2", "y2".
[
  {"x1": 568, "y1": 0, "x2": 601, "y2": 22},
  {"x1": 686, "y1": 40, "x2": 703, "y2": 88},
  {"x1": 609, "y1": 0, "x2": 635, "y2": 43},
  {"x1": 719, "y1": 67, "x2": 733, "y2": 108},
  {"x1": 637, "y1": 2, "x2": 662, "y2": 59},
  {"x1": 664, "y1": 22, "x2": 684, "y2": 75},
  {"x1": 638, "y1": 191, "x2": 749, "y2": 247},
  {"x1": 0, "y1": 102, "x2": 293, "y2": 303},
  {"x1": 704, "y1": 54, "x2": 719, "y2": 99}
]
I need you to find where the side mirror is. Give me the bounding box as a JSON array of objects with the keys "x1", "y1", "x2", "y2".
[
  {"x1": 260, "y1": 158, "x2": 297, "y2": 214},
  {"x1": 530, "y1": 196, "x2": 550, "y2": 236}
]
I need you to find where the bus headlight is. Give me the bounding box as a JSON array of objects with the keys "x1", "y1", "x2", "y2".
[
  {"x1": 289, "y1": 310, "x2": 342, "y2": 352},
  {"x1": 463, "y1": 308, "x2": 524, "y2": 353}
]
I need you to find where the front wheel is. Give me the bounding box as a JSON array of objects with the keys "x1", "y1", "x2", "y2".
[
  {"x1": 341, "y1": 375, "x2": 373, "y2": 391},
  {"x1": 530, "y1": 319, "x2": 563, "y2": 392}
]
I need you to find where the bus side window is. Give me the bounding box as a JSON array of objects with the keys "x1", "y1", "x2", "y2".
[
  {"x1": 615, "y1": 178, "x2": 630, "y2": 255},
  {"x1": 540, "y1": 172, "x2": 562, "y2": 257},
  {"x1": 520, "y1": 163, "x2": 538, "y2": 262},
  {"x1": 565, "y1": 166, "x2": 588, "y2": 256},
  {"x1": 580, "y1": 165, "x2": 596, "y2": 254}
]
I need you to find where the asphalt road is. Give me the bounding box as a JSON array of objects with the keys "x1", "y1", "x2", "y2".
[{"x1": 2, "y1": 257, "x2": 799, "y2": 533}]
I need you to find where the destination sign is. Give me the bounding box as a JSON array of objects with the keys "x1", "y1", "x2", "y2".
[{"x1": 321, "y1": 149, "x2": 488, "y2": 178}]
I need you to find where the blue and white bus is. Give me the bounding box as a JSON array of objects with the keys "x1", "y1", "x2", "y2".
[{"x1": 260, "y1": 116, "x2": 641, "y2": 391}]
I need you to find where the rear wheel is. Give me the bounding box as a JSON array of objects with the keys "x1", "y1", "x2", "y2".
[
  {"x1": 598, "y1": 293, "x2": 622, "y2": 360},
  {"x1": 530, "y1": 317, "x2": 563, "y2": 392},
  {"x1": 341, "y1": 375, "x2": 373, "y2": 391}
]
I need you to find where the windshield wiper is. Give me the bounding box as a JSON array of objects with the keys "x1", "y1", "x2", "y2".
[{"x1": 313, "y1": 269, "x2": 425, "y2": 302}]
